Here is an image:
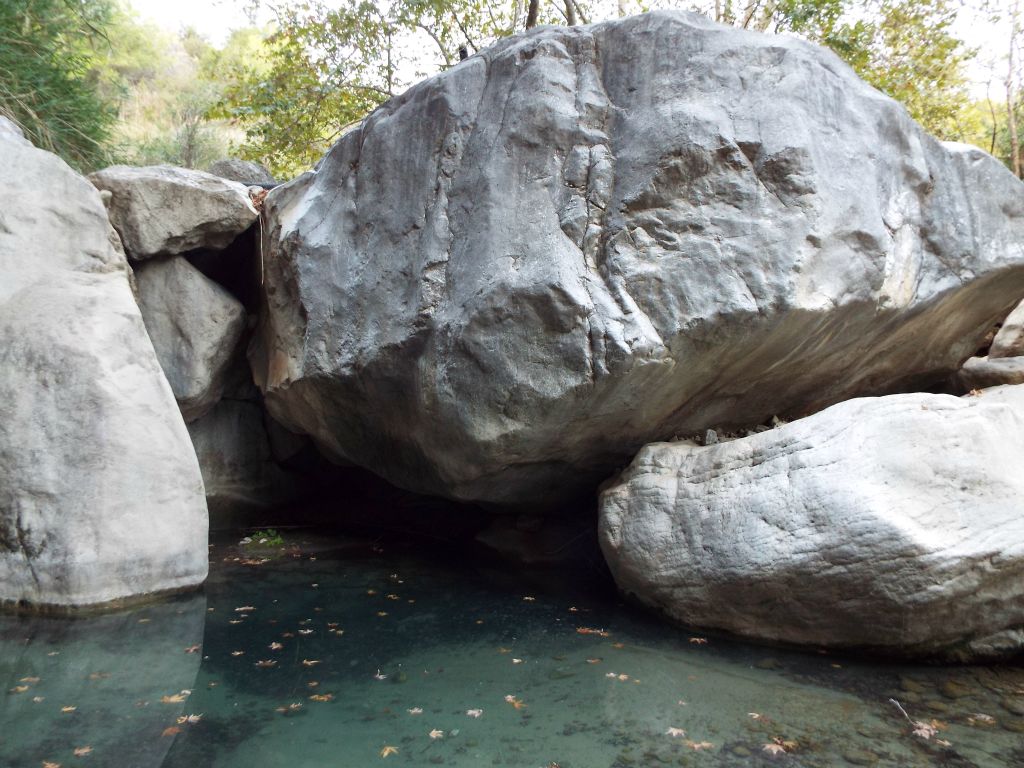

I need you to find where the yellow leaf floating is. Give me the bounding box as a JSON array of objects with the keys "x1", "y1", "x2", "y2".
[{"x1": 379, "y1": 746, "x2": 398, "y2": 758}]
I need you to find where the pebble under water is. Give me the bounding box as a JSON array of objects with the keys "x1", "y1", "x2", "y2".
[{"x1": 3, "y1": 532, "x2": 1024, "y2": 768}]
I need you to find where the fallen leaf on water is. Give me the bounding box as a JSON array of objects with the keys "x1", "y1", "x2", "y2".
[
  {"x1": 512, "y1": 658, "x2": 524, "y2": 665},
  {"x1": 299, "y1": 629, "x2": 315, "y2": 635},
  {"x1": 576, "y1": 627, "x2": 609, "y2": 637},
  {"x1": 912, "y1": 721, "x2": 938, "y2": 739},
  {"x1": 586, "y1": 658, "x2": 601, "y2": 664},
  {"x1": 235, "y1": 606, "x2": 255, "y2": 612},
  {"x1": 408, "y1": 707, "x2": 423, "y2": 715},
  {"x1": 176, "y1": 713, "x2": 202, "y2": 724},
  {"x1": 523, "y1": 596, "x2": 536, "y2": 602},
  {"x1": 43, "y1": 761, "x2": 61, "y2": 767},
  {"x1": 302, "y1": 659, "x2": 321, "y2": 667},
  {"x1": 33, "y1": 696, "x2": 45, "y2": 703},
  {"x1": 269, "y1": 642, "x2": 283, "y2": 651},
  {"x1": 429, "y1": 729, "x2": 444, "y2": 739},
  {"x1": 73, "y1": 746, "x2": 92, "y2": 757},
  {"x1": 10, "y1": 685, "x2": 29, "y2": 694},
  {"x1": 569, "y1": 606, "x2": 579, "y2": 612},
  {"x1": 498, "y1": 648, "x2": 511, "y2": 654},
  {"x1": 367, "y1": 589, "x2": 378, "y2": 596},
  {"x1": 386, "y1": 594, "x2": 399, "y2": 600},
  {"x1": 61, "y1": 706, "x2": 77, "y2": 713},
  {"x1": 380, "y1": 746, "x2": 398, "y2": 758},
  {"x1": 686, "y1": 741, "x2": 714, "y2": 751},
  {"x1": 611, "y1": 643, "x2": 625, "y2": 649},
  {"x1": 184, "y1": 645, "x2": 201, "y2": 654},
  {"x1": 160, "y1": 694, "x2": 187, "y2": 704},
  {"x1": 228, "y1": 620, "x2": 243, "y2": 625},
  {"x1": 937, "y1": 738, "x2": 953, "y2": 747},
  {"x1": 230, "y1": 651, "x2": 244, "y2": 657},
  {"x1": 282, "y1": 632, "x2": 295, "y2": 638},
  {"x1": 309, "y1": 693, "x2": 334, "y2": 702},
  {"x1": 617, "y1": 674, "x2": 630, "y2": 682},
  {"x1": 689, "y1": 637, "x2": 708, "y2": 645},
  {"x1": 161, "y1": 727, "x2": 181, "y2": 737},
  {"x1": 307, "y1": 681, "x2": 319, "y2": 688},
  {"x1": 20, "y1": 676, "x2": 40, "y2": 683},
  {"x1": 967, "y1": 714, "x2": 994, "y2": 726},
  {"x1": 666, "y1": 727, "x2": 686, "y2": 737},
  {"x1": 374, "y1": 670, "x2": 388, "y2": 680},
  {"x1": 255, "y1": 660, "x2": 277, "y2": 668},
  {"x1": 605, "y1": 672, "x2": 616, "y2": 678},
  {"x1": 762, "y1": 743, "x2": 786, "y2": 756},
  {"x1": 466, "y1": 709, "x2": 483, "y2": 718},
  {"x1": 749, "y1": 712, "x2": 765, "y2": 721},
  {"x1": 375, "y1": 612, "x2": 388, "y2": 618},
  {"x1": 503, "y1": 695, "x2": 526, "y2": 710}
]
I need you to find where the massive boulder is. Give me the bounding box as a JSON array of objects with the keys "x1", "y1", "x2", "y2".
[
  {"x1": 89, "y1": 165, "x2": 258, "y2": 260},
  {"x1": 0, "y1": 119, "x2": 208, "y2": 608},
  {"x1": 134, "y1": 256, "x2": 248, "y2": 422},
  {"x1": 252, "y1": 11, "x2": 1024, "y2": 509},
  {"x1": 599, "y1": 386, "x2": 1024, "y2": 659},
  {"x1": 960, "y1": 354, "x2": 1024, "y2": 389}
]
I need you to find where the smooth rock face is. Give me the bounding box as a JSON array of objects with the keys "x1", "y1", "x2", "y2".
[
  {"x1": 990, "y1": 299, "x2": 1024, "y2": 358},
  {"x1": 134, "y1": 257, "x2": 247, "y2": 422},
  {"x1": 186, "y1": 399, "x2": 302, "y2": 525},
  {"x1": 0, "y1": 132, "x2": 208, "y2": 607},
  {"x1": 960, "y1": 355, "x2": 1024, "y2": 389},
  {"x1": 207, "y1": 158, "x2": 276, "y2": 186},
  {"x1": 89, "y1": 165, "x2": 258, "y2": 259},
  {"x1": 253, "y1": 11, "x2": 1024, "y2": 508},
  {"x1": 599, "y1": 386, "x2": 1024, "y2": 659}
]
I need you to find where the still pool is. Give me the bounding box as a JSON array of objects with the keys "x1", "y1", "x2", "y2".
[{"x1": 2, "y1": 532, "x2": 1024, "y2": 767}]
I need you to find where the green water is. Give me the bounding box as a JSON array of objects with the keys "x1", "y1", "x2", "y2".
[{"x1": 2, "y1": 533, "x2": 1024, "y2": 767}]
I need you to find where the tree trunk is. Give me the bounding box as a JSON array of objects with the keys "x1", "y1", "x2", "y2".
[
  {"x1": 565, "y1": 0, "x2": 576, "y2": 25},
  {"x1": 526, "y1": 0, "x2": 539, "y2": 29},
  {"x1": 1009, "y1": 7, "x2": 1022, "y2": 178}
]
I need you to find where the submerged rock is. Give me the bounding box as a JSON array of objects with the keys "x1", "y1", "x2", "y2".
[
  {"x1": 0, "y1": 120, "x2": 208, "y2": 607},
  {"x1": 598, "y1": 385, "x2": 1024, "y2": 659},
  {"x1": 89, "y1": 165, "x2": 258, "y2": 260},
  {"x1": 252, "y1": 11, "x2": 1024, "y2": 509},
  {"x1": 134, "y1": 256, "x2": 247, "y2": 422}
]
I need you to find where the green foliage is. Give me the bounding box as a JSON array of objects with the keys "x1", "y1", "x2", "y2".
[
  {"x1": 213, "y1": 1, "x2": 393, "y2": 178},
  {"x1": 245, "y1": 529, "x2": 286, "y2": 547},
  {"x1": 0, "y1": 0, "x2": 120, "y2": 171}
]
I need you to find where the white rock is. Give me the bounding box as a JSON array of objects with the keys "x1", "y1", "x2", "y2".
[
  {"x1": 252, "y1": 11, "x2": 1024, "y2": 509},
  {"x1": 134, "y1": 257, "x2": 247, "y2": 422},
  {"x1": 0, "y1": 125, "x2": 208, "y2": 608},
  {"x1": 89, "y1": 165, "x2": 258, "y2": 260},
  {"x1": 990, "y1": 299, "x2": 1024, "y2": 358},
  {"x1": 599, "y1": 386, "x2": 1024, "y2": 659},
  {"x1": 960, "y1": 355, "x2": 1024, "y2": 389}
]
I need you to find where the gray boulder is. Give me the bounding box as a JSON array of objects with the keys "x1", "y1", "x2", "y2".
[
  {"x1": 208, "y1": 157, "x2": 276, "y2": 186},
  {"x1": 0, "y1": 126, "x2": 208, "y2": 607},
  {"x1": 252, "y1": 11, "x2": 1024, "y2": 509},
  {"x1": 990, "y1": 299, "x2": 1024, "y2": 358},
  {"x1": 960, "y1": 355, "x2": 1024, "y2": 389},
  {"x1": 187, "y1": 398, "x2": 303, "y2": 526},
  {"x1": 599, "y1": 386, "x2": 1024, "y2": 659},
  {"x1": 90, "y1": 165, "x2": 258, "y2": 260},
  {"x1": 134, "y1": 256, "x2": 247, "y2": 422}
]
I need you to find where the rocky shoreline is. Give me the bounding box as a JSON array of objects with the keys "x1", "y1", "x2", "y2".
[{"x1": 2, "y1": 10, "x2": 1024, "y2": 658}]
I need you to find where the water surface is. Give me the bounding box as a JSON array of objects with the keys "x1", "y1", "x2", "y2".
[{"x1": 3, "y1": 532, "x2": 1023, "y2": 767}]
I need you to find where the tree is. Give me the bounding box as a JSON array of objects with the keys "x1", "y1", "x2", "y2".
[{"x1": 0, "y1": 0, "x2": 120, "y2": 171}]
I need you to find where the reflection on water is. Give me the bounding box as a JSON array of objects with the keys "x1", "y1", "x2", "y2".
[{"x1": 2, "y1": 533, "x2": 1024, "y2": 767}]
